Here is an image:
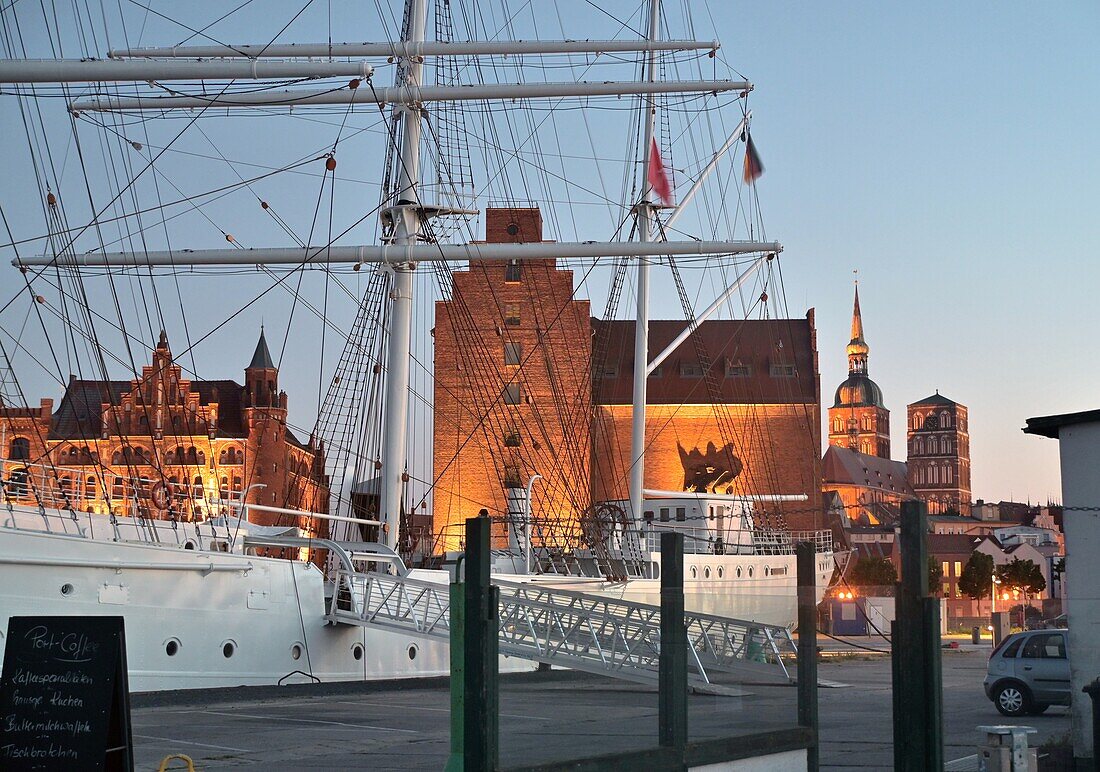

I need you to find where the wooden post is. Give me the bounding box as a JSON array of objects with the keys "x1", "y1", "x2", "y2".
[
  {"x1": 659, "y1": 531, "x2": 688, "y2": 749},
  {"x1": 796, "y1": 542, "x2": 819, "y2": 772},
  {"x1": 891, "y1": 500, "x2": 943, "y2": 771},
  {"x1": 463, "y1": 516, "x2": 499, "y2": 770}
]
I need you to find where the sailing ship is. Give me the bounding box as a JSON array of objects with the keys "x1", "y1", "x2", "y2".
[{"x1": 0, "y1": 0, "x2": 834, "y2": 691}]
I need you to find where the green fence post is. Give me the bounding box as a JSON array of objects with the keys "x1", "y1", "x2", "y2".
[
  {"x1": 445, "y1": 576, "x2": 465, "y2": 772},
  {"x1": 464, "y1": 515, "x2": 499, "y2": 771},
  {"x1": 659, "y1": 531, "x2": 688, "y2": 751},
  {"x1": 796, "y1": 541, "x2": 819, "y2": 772},
  {"x1": 891, "y1": 500, "x2": 942, "y2": 771}
]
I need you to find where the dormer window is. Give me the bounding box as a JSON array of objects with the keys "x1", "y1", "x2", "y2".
[{"x1": 770, "y1": 364, "x2": 797, "y2": 378}]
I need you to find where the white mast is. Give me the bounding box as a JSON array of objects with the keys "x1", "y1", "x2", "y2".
[
  {"x1": 629, "y1": 0, "x2": 661, "y2": 527},
  {"x1": 378, "y1": 0, "x2": 427, "y2": 553}
]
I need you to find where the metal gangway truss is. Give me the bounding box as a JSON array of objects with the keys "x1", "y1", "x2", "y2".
[{"x1": 327, "y1": 568, "x2": 797, "y2": 690}]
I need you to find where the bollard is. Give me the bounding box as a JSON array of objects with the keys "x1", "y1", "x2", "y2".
[
  {"x1": 1083, "y1": 679, "x2": 1100, "y2": 772},
  {"x1": 972, "y1": 626, "x2": 981, "y2": 645},
  {"x1": 977, "y1": 725, "x2": 1037, "y2": 771}
]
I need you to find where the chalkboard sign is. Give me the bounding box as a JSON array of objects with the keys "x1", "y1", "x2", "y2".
[{"x1": 0, "y1": 616, "x2": 133, "y2": 771}]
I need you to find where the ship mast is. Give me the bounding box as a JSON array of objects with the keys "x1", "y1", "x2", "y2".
[
  {"x1": 629, "y1": 0, "x2": 661, "y2": 527},
  {"x1": 378, "y1": 0, "x2": 427, "y2": 553}
]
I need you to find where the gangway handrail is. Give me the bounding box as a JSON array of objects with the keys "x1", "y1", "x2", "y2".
[
  {"x1": 325, "y1": 567, "x2": 796, "y2": 689},
  {"x1": 242, "y1": 534, "x2": 408, "y2": 576}
]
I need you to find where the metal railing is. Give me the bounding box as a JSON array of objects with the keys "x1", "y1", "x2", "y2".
[{"x1": 327, "y1": 568, "x2": 796, "y2": 686}]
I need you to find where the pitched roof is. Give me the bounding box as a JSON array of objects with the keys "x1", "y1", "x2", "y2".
[
  {"x1": 48, "y1": 378, "x2": 248, "y2": 440},
  {"x1": 927, "y1": 533, "x2": 981, "y2": 554},
  {"x1": 591, "y1": 316, "x2": 817, "y2": 405},
  {"x1": 911, "y1": 392, "x2": 957, "y2": 406},
  {"x1": 821, "y1": 445, "x2": 916, "y2": 498},
  {"x1": 248, "y1": 327, "x2": 276, "y2": 370}
]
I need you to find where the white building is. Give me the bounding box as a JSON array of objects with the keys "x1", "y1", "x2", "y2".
[{"x1": 1025, "y1": 408, "x2": 1100, "y2": 765}]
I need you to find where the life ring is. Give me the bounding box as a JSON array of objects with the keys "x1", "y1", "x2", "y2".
[{"x1": 150, "y1": 481, "x2": 170, "y2": 510}]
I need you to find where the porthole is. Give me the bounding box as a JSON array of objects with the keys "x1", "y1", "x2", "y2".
[
  {"x1": 352, "y1": 643, "x2": 364, "y2": 661},
  {"x1": 165, "y1": 639, "x2": 180, "y2": 657},
  {"x1": 748, "y1": 567, "x2": 754, "y2": 578},
  {"x1": 291, "y1": 643, "x2": 303, "y2": 661},
  {"x1": 690, "y1": 566, "x2": 698, "y2": 579},
  {"x1": 652, "y1": 563, "x2": 661, "y2": 580},
  {"x1": 222, "y1": 640, "x2": 237, "y2": 658},
  {"x1": 407, "y1": 644, "x2": 418, "y2": 661},
  {"x1": 703, "y1": 567, "x2": 711, "y2": 579},
  {"x1": 60, "y1": 583, "x2": 75, "y2": 596},
  {"x1": 736, "y1": 566, "x2": 742, "y2": 578},
  {"x1": 717, "y1": 567, "x2": 724, "y2": 579},
  {"x1": 765, "y1": 566, "x2": 771, "y2": 577}
]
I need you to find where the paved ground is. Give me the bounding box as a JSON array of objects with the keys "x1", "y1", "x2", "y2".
[{"x1": 132, "y1": 649, "x2": 1070, "y2": 770}]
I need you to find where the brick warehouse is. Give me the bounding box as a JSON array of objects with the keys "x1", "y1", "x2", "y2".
[
  {"x1": 433, "y1": 207, "x2": 823, "y2": 546},
  {"x1": 0, "y1": 329, "x2": 328, "y2": 533}
]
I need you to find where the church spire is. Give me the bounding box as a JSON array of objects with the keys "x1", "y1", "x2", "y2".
[
  {"x1": 846, "y1": 282, "x2": 869, "y2": 375},
  {"x1": 247, "y1": 325, "x2": 275, "y2": 370}
]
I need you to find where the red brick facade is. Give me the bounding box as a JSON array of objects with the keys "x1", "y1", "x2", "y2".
[
  {"x1": 433, "y1": 208, "x2": 592, "y2": 550},
  {"x1": 0, "y1": 330, "x2": 328, "y2": 532},
  {"x1": 907, "y1": 394, "x2": 971, "y2": 515},
  {"x1": 433, "y1": 207, "x2": 823, "y2": 546}
]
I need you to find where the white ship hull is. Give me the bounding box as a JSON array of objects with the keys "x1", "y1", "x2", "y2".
[
  {"x1": 0, "y1": 504, "x2": 829, "y2": 692},
  {"x1": 522, "y1": 552, "x2": 832, "y2": 629}
]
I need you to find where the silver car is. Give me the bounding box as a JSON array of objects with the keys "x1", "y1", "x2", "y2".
[{"x1": 983, "y1": 629, "x2": 1071, "y2": 717}]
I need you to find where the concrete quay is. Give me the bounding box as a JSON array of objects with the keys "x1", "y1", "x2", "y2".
[{"x1": 132, "y1": 650, "x2": 1069, "y2": 770}]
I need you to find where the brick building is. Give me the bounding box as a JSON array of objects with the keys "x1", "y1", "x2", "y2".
[
  {"x1": 0, "y1": 329, "x2": 328, "y2": 530},
  {"x1": 591, "y1": 317, "x2": 822, "y2": 531},
  {"x1": 432, "y1": 208, "x2": 592, "y2": 550},
  {"x1": 827, "y1": 284, "x2": 890, "y2": 458},
  {"x1": 906, "y1": 392, "x2": 971, "y2": 514},
  {"x1": 432, "y1": 207, "x2": 823, "y2": 545}
]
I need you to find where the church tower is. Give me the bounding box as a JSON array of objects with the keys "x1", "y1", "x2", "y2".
[
  {"x1": 828, "y1": 284, "x2": 891, "y2": 457},
  {"x1": 242, "y1": 327, "x2": 290, "y2": 511}
]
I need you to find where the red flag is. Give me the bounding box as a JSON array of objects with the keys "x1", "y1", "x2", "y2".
[
  {"x1": 743, "y1": 131, "x2": 765, "y2": 184},
  {"x1": 648, "y1": 137, "x2": 674, "y2": 206}
]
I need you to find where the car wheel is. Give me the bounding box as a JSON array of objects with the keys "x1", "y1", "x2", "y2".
[
  {"x1": 994, "y1": 682, "x2": 1031, "y2": 717},
  {"x1": 1027, "y1": 703, "x2": 1049, "y2": 716}
]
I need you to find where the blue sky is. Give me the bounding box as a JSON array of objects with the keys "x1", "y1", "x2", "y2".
[{"x1": 1, "y1": 1, "x2": 1097, "y2": 504}]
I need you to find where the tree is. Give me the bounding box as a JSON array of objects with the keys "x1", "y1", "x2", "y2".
[
  {"x1": 928, "y1": 556, "x2": 944, "y2": 594},
  {"x1": 996, "y1": 557, "x2": 1047, "y2": 596},
  {"x1": 958, "y1": 551, "x2": 995, "y2": 600},
  {"x1": 849, "y1": 556, "x2": 897, "y2": 587}
]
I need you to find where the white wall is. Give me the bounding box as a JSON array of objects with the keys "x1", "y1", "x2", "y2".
[{"x1": 1055, "y1": 420, "x2": 1100, "y2": 762}]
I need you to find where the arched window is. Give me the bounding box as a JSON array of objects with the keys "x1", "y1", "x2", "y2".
[
  {"x1": 941, "y1": 411, "x2": 951, "y2": 428},
  {"x1": 9, "y1": 437, "x2": 31, "y2": 461},
  {"x1": 86, "y1": 476, "x2": 97, "y2": 499},
  {"x1": 111, "y1": 477, "x2": 124, "y2": 501},
  {"x1": 219, "y1": 476, "x2": 229, "y2": 500},
  {"x1": 232, "y1": 476, "x2": 242, "y2": 494},
  {"x1": 59, "y1": 476, "x2": 72, "y2": 497},
  {"x1": 197, "y1": 451, "x2": 205, "y2": 465},
  {"x1": 111, "y1": 451, "x2": 122, "y2": 465},
  {"x1": 912, "y1": 413, "x2": 922, "y2": 430},
  {"x1": 192, "y1": 476, "x2": 204, "y2": 496},
  {"x1": 944, "y1": 466, "x2": 953, "y2": 484},
  {"x1": 9, "y1": 467, "x2": 29, "y2": 497}
]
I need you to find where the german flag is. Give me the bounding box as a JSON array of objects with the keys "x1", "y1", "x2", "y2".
[{"x1": 743, "y1": 131, "x2": 765, "y2": 184}]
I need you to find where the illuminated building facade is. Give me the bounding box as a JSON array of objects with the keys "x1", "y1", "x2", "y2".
[
  {"x1": 433, "y1": 207, "x2": 823, "y2": 546},
  {"x1": 907, "y1": 393, "x2": 971, "y2": 514},
  {"x1": 827, "y1": 285, "x2": 890, "y2": 458},
  {"x1": 0, "y1": 330, "x2": 328, "y2": 530}
]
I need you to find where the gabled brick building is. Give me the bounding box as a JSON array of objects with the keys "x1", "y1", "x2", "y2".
[
  {"x1": 0, "y1": 330, "x2": 328, "y2": 529},
  {"x1": 432, "y1": 207, "x2": 823, "y2": 546}
]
